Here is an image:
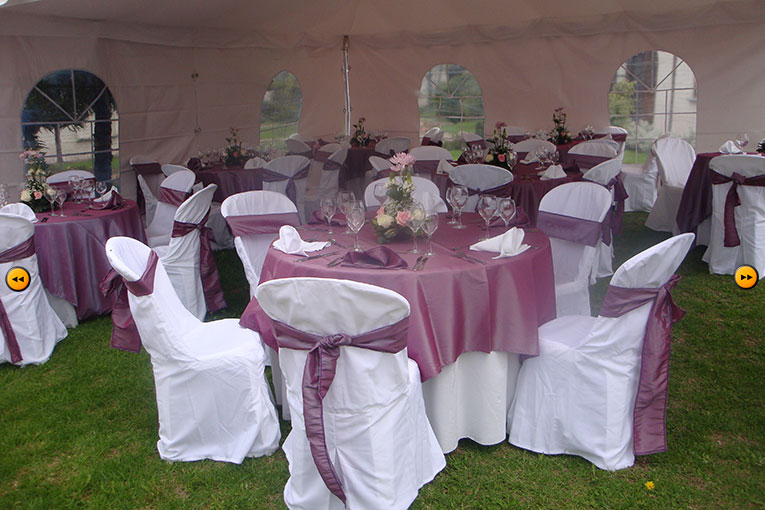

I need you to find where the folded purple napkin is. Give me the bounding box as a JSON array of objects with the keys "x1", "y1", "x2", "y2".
[
  {"x1": 310, "y1": 209, "x2": 347, "y2": 226},
  {"x1": 93, "y1": 190, "x2": 124, "y2": 210},
  {"x1": 340, "y1": 246, "x2": 408, "y2": 269}
]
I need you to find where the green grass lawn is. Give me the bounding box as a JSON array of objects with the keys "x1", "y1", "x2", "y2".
[{"x1": 1, "y1": 212, "x2": 763, "y2": 509}]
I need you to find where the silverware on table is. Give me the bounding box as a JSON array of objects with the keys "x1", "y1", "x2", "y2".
[
  {"x1": 296, "y1": 251, "x2": 337, "y2": 262},
  {"x1": 411, "y1": 255, "x2": 424, "y2": 271},
  {"x1": 451, "y1": 251, "x2": 486, "y2": 265},
  {"x1": 414, "y1": 256, "x2": 429, "y2": 271},
  {"x1": 326, "y1": 256, "x2": 344, "y2": 267}
]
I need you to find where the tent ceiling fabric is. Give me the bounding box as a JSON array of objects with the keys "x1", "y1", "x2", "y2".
[{"x1": 2, "y1": 0, "x2": 764, "y2": 49}]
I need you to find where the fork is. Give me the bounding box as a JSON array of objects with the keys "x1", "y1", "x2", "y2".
[
  {"x1": 414, "y1": 256, "x2": 429, "y2": 271},
  {"x1": 411, "y1": 255, "x2": 424, "y2": 271}
]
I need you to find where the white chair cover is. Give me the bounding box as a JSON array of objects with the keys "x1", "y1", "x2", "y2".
[
  {"x1": 104, "y1": 236, "x2": 280, "y2": 463},
  {"x1": 146, "y1": 169, "x2": 196, "y2": 248},
  {"x1": 206, "y1": 202, "x2": 234, "y2": 250},
  {"x1": 255, "y1": 277, "x2": 445, "y2": 510},
  {"x1": 286, "y1": 138, "x2": 313, "y2": 156},
  {"x1": 513, "y1": 138, "x2": 556, "y2": 155},
  {"x1": 505, "y1": 125, "x2": 526, "y2": 136},
  {"x1": 448, "y1": 164, "x2": 514, "y2": 212},
  {"x1": 160, "y1": 164, "x2": 189, "y2": 176},
  {"x1": 0, "y1": 202, "x2": 37, "y2": 222},
  {"x1": 508, "y1": 233, "x2": 695, "y2": 470},
  {"x1": 244, "y1": 157, "x2": 267, "y2": 169},
  {"x1": 605, "y1": 126, "x2": 629, "y2": 153},
  {"x1": 137, "y1": 174, "x2": 157, "y2": 225},
  {"x1": 621, "y1": 151, "x2": 658, "y2": 212},
  {"x1": 583, "y1": 157, "x2": 624, "y2": 279},
  {"x1": 645, "y1": 137, "x2": 696, "y2": 232},
  {"x1": 703, "y1": 155, "x2": 765, "y2": 277},
  {"x1": 152, "y1": 184, "x2": 216, "y2": 320},
  {"x1": 46, "y1": 169, "x2": 95, "y2": 189},
  {"x1": 0, "y1": 214, "x2": 67, "y2": 365},
  {"x1": 538, "y1": 182, "x2": 613, "y2": 316},
  {"x1": 375, "y1": 137, "x2": 410, "y2": 156},
  {"x1": 288, "y1": 133, "x2": 315, "y2": 144},
  {"x1": 262, "y1": 155, "x2": 310, "y2": 223},
  {"x1": 569, "y1": 140, "x2": 619, "y2": 158},
  {"x1": 368, "y1": 155, "x2": 391, "y2": 174},
  {"x1": 364, "y1": 176, "x2": 442, "y2": 209},
  {"x1": 410, "y1": 145, "x2": 453, "y2": 163},
  {"x1": 461, "y1": 132, "x2": 484, "y2": 144},
  {"x1": 130, "y1": 155, "x2": 163, "y2": 213}
]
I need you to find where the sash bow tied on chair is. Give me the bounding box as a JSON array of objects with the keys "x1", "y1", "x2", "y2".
[
  {"x1": 605, "y1": 174, "x2": 629, "y2": 237},
  {"x1": 709, "y1": 170, "x2": 765, "y2": 247},
  {"x1": 0, "y1": 237, "x2": 37, "y2": 363},
  {"x1": 271, "y1": 317, "x2": 410, "y2": 505},
  {"x1": 599, "y1": 274, "x2": 685, "y2": 455},
  {"x1": 260, "y1": 163, "x2": 311, "y2": 204}
]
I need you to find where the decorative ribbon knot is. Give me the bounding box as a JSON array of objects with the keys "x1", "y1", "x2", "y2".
[
  {"x1": 710, "y1": 169, "x2": 765, "y2": 247},
  {"x1": 318, "y1": 333, "x2": 352, "y2": 350}
]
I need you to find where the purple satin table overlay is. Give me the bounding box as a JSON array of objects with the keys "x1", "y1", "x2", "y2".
[
  {"x1": 268, "y1": 317, "x2": 409, "y2": 504},
  {"x1": 195, "y1": 164, "x2": 264, "y2": 203},
  {"x1": 171, "y1": 212, "x2": 227, "y2": 313},
  {"x1": 0, "y1": 237, "x2": 36, "y2": 363},
  {"x1": 35, "y1": 200, "x2": 147, "y2": 320},
  {"x1": 709, "y1": 170, "x2": 765, "y2": 247},
  {"x1": 225, "y1": 212, "x2": 300, "y2": 236},
  {"x1": 100, "y1": 250, "x2": 159, "y2": 352},
  {"x1": 240, "y1": 212, "x2": 556, "y2": 381},
  {"x1": 600, "y1": 274, "x2": 685, "y2": 456},
  {"x1": 537, "y1": 211, "x2": 610, "y2": 246}
]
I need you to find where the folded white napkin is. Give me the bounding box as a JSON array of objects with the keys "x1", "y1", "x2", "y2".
[
  {"x1": 469, "y1": 227, "x2": 530, "y2": 259},
  {"x1": 436, "y1": 159, "x2": 454, "y2": 175},
  {"x1": 272, "y1": 225, "x2": 330, "y2": 256},
  {"x1": 94, "y1": 185, "x2": 119, "y2": 203},
  {"x1": 719, "y1": 140, "x2": 743, "y2": 154},
  {"x1": 539, "y1": 164, "x2": 566, "y2": 180},
  {"x1": 521, "y1": 153, "x2": 539, "y2": 164}
]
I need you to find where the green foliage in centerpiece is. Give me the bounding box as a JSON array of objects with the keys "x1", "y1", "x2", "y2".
[
  {"x1": 19, "y1": 150, "x2": 55, "y2": 212},
  {"x1": 548, "y1": 107, "x2": 572, "y2": 145},
  {"x1": 350, "y1": 117, "x2": 371, "y2": 147},
  {"x1": 371, "y1": 152, "x2": 424, "y2": 243},
  {"x1": 484, "y1": 121, "x2": 517, "y2": 170},
  {"x1": 223, "y1": 128, "x2": 250, "y2": 166}
]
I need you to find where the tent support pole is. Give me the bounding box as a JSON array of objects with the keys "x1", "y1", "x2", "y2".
[{"x1": 342, "y1": 35, "x2": 351, "y2": 136}]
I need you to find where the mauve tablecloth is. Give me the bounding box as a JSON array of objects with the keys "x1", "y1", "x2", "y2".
[
  {"x1": 242, "y1": 213, "x2": 556, "y2": 381},
  {"x1": 195, "y1": 164, "x2": 263, "y2": 203},
  {"x1": 34, "y1": 200, "x2": 146, "y2": 320}
]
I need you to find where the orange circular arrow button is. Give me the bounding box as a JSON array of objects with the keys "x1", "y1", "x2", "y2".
[
  {"x1": 6, "y1": 267, "x2": 31, "y2": 292},
  {"x1": 734, "y1": 265, "x2": 758, "y2": 290}
]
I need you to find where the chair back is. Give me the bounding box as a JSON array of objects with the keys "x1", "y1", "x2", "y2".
[
  {"x1": 513, "y1": 138, "x2": 556, "y2": 154},
  {"x1": 369, "y1": 155, "x2": 391, "y2": 175},
  {"x1": 652, "y1": 137, "x2": 696, "y2": 187},
  {"x1": 129, "y1": 155, "x2": 157, "y2": 165},
  {"x1": 410, "y1": 146, "x2": 453, "y2": 161},
  {"x1": 364, "y1": 176, "x2": 442, "y2": 208},
  {"x1": 146, "y1": 169, "x2": 196, "y2": 247},
  {"x1": 222, "y1": 190, "x2": 299, "y2": 296},
  {"x1": 504, "y1": 125, "x2": 526, "y2": 136},
  {"x1": 137, "y1": 174, "x2": 157, "y2": 224},
  {"x1": 583, "y1": 158, "x2": 623, "y2": 187},
  {"x1": 317, "y1": 146, "x2": 349, "y2": 198},
  {"x1": 105, "y1": 236, "x2": 200, "y2": 360},
  {"x1": 375, "y1": 137, "x2": 410, "y2": 156},
  {"x1": 244, "y1": 157, "x2": 267, "y2": 169},
  {"x1": 0, "y1": 203, "x2": 36, "y2": 222},
  {"x1": 46, "y1": 169, "x2": 95, "y2": 185},
  {"x1": 161, "y1": 164, "x2": 189, "y2": 176},
  {"x1": 285, "y1": 138, "x2": 312, "y2": 157},
  {"x1": 262, "y1": 155, "x2": 310, "y2": 201},
  {"x1": 461, "y1": 132, "x2": 484, "y2": 144},
  {"x1": 449, "y1": 164, "x2": 514, "y2": 212},
  {"x1": 288, "y1": 133, "x2": 315, "y2": 144},
  {"x1": 162, "y1": 184, "x2": 216, "y2": 264},
  {"x1": 570, "y1": 140, "x2": 619, "y2": 158},
  {"x1": 318, "y1": 143, "x2": 341, "y2": 155}
]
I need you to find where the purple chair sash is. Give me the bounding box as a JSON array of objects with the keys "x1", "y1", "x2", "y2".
[
  {"x1": 413, "y1": 160, "x2": 441, "y2": 175},
  {"x1": 289, "y1": 150, "x2": 313, "y2": 159},
  {"x1": 536, "y1": 211, "x2": 611, "y2": 247},
  {"x1": 270, "y1": 316, "x2": 410, "y2": 504},
  {"x1": 605, "y1": 174, "x2": 629, "y2": 237},
  {"x1": 131, "y1": 162, "x2": 162, "y2": 176},
  {"x1": 157, "y1": 187, "x2": 191, "y2": 207},
  {"x1": 186, "y1": 157, "x2": 202, "y2": 171},
  {"x1": 171, "y1": 211, "x2": 227, "y2": 313},
  {"x1": 421, "y1": 136, "x2": 442, "y2": 147},
  {"x1": 599, "y1": 274, "x2": 685, "y2": 456},
  {"x1": 261, "y1": 162, "x2": 311, "y2": 204},
  {"x1": 100, "y1": 250, "x2": 160, "y2": 353},
  {"x1": 454, "y1": 181, "x2": 512, "y2": 197},
  {"x1": 225, "y1": 212, "x2": 300, "y2": 237},
  {"x1": 507, "y1": 135, "x2": 527, "y2": 144},
  {"x1": 709, "y1": 170, "x2": 765, "y2": 247},
  {"x1": 313, "y1": 151, "x2": 331, "y2": 164},
  {"x1": 567, "y1": 154, "x2": 610, "y2": 171},
  {"x1": 0, "y1": 237, "x2": 36, "y2": 363},
  {"x1": 323, "y1": 159, "x2": 345, "y2": 172}
]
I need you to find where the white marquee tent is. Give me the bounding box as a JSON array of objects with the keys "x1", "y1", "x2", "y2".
[{"x1": 1, "y1": 0, "x2": 764, "y2": 198}]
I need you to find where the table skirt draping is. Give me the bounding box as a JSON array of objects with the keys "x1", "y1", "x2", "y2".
[{"x1": 34, "y1": 200, "x2": 146, "y2": 320}]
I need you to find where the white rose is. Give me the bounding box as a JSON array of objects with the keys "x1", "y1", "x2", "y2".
[
  {"x1": 377, "y1": 213, "x2": 394, "y2": 229},
  {"x1": 412, "y1": 208, "x2": 425, "y2": 221},
  {"x1": 20, "y1": 189, "x2": 32, "y2": 202}
]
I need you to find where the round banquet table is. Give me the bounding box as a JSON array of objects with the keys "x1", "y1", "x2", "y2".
[
  {"x1": 195, "y1": 164, "x2": 263, "y2": 203},
  {"x1": 244, "y1": 213, "x2": 556, "y2": 451},
  {"x1": 34, "y1": 200, "x2": 146, "y2": 320}
]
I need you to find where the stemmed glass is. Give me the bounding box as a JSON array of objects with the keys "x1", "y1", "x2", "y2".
[
  {"x1": 338, "y1": 190, "x2": 355, "y2": 233},
  {"x1": 45, "y1": 187, "x2": 58, "y2": 216},
  {"x1": 735, "y1": 133, "x2": 749, "y2": 152},
  {"x1": 405, "y1": 201, "x2": 426, "y2": 253},
  {"x1": 445, "y1": 187, "x2": 457, "y2": 225},
  {"x1": 95, "y1": 180, "x2": 108, "y2": 198},
  {"x1": 373, "y1": 183, "x2": 388, "y2": 207},
  {"x1": 422, "y1": 211, "x2": 439, "y2": 256},
  {"x1": 451, "y1": 185, "x2": 468, "y2": 229},
  {"x1": 0, "y1": 184, "x2": 7, "y2": 208},
  {"x1": 55, "y1": 189, "x2": 67, "y2": 217},
  {"x1": 67, "y1": 175, "x2": 81, "y2": 203},
  {"x1": 498, "y1": 198, "x2": 517, "y2": 228},
  {"x1": 320, "y1": 196, "x2": 338, "y2": 239},
  {"x1": 81, "y1": 179, "x2": 94, "y2": 209},
  {"x1": 477, "y1": 194, "x2": 498, "y2": 240},
  {"x1": 346, "y1": 203, "x2": 366, "y2": 252}
]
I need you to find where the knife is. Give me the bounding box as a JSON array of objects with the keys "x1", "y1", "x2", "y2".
[{"x1": 296, "y1": 251, "x2": 337, "y2": 262}]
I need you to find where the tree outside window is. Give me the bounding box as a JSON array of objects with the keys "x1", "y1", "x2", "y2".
[
  {"x1": 418, "y1": 64, "x2": 484, "y2": 157},
  {"x1": 260, "y1": 71, "x2": 302, "y2": 149},
  {"x1": 609, "y1": 50, "x2": 696, "y2": 165},
  {"x1": 21, "y1": 69, "x2": 119, "y2": 183}
]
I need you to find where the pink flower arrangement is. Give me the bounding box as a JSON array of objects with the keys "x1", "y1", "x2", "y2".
[
  {"x1": 495, "y1": 121, "x2": 507, "y2": 129},
  {"x1": 396, "y1": 210, "x2": 412, "y2": 227},
  {"x1": 498, "y1": 153, "x2": 506, "y2": 162},
  {"x1": 389, "y1": 152, "x2": 416, "y2": 172},
  {"x1": 33, "y1": 191, "x2": 42, "y2": 199}
]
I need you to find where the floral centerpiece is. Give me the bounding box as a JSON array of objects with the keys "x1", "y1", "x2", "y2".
[
  {"x1": 757, "y1": 138, "x2": 765, "y2": 154},
  {"x1": 372, "y1": 152, "x2": 424, "y2": 243},
  {"x1": 548, "y1": 107, "x2": 572, "y2": 145},
  {"x1": 577, "y1": 125, "x2": 596, "y2": 140},
  {"x1": 350, "y1": 117, "x2": 371, "y2": 147},
  {"x1": 484, "y1": 121, "x2": 517, "y2": 170},
  {"x1": 223, "y1": 128, "x2": 250, "y2": 166},
  {"x1": 19, "y1": 150, "x2": 55, "y2": 212}
]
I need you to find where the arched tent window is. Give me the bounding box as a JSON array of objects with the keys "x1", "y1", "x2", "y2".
[
  {"x1": 260, "y1": 71, "x2": 302, "y2": 147},
  {"x1": 609, "y1": 50, "x2": 696, "y2": 164},
  {"x1": 418, "y1": 64, "x2": 484, "y2": 156},
  {"x1": 21, "y1": 69, "x2": 119, "y2": 182}
]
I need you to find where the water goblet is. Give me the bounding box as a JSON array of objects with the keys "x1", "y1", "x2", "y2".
[
  {"x1": 55, "y1": 189, "x2": 67, "y2": 217},
  {"x1": 346, "y1": 203, "x2": 366, "y2": 252},
  {"x1": 405, "y1": 202, "x2": 426, "y2": 253},
  {"x1": 451, "y1": 185, "x2": 468, "y2": 229},
  {"x1": 498, "y1": 198, "x2": 517, "y2": 228},
  {"x1": 320, "y1": 196, "x2": 338, "y2": 239},
  {"x1": 45, "y1": 187, "x2": 58, "y2": 216},
  {"x1": 373, "y1": 182, "x2": 388, "y2": 206},
  {"x1": 422, "y1": 211, "x2": 439, "y2": 256},
  {"x1": 445, "y1": 187, "x2": 458, "y2": 225},
  {"x1": 81, "y1": 179, "x2": 94, "y2": 209},
  {"x1": 735, "y1": 133, "x2": 749, "y2": 152},
  {"x1": 338, "y1": 190, "x2": 355, "y2": 233},
  {"x1": 67, "y1": 175, "x2": 81, "y2": 203},
  {"x1": 95, "y1": 180, "x2": 108, "y2": 198},
  {"x1": 477, "y1": 194, "x2": 498, "y2": 240}
]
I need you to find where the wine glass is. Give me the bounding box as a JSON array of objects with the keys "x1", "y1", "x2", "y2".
[
  {"x1": 55, "y1": 189, "x2": 67, "y2": 217},
  {"x1": 422, "y1": 210, "x2": 439, "y2": 256},
  {"x1": 445, "y1": 187, "x2": 458, "y2": 225},
  {"x1": 735, "y1": 133, "x2": 749, "y2": 152},
  {"x1": 45, "y1": 187, "x2": 58, "y2": 216},
  {"x1": 498, "y1": 198, "x2": 517, "y2": 228},
  {"x1": 81, "y1": 179, "x2": 94, "y2": 209},
  {"x1": 405, "y1": 201, "x2": 426, "y2": 253},
  {"x1": 67, "y1": 175, "x2": 81, "y2": 203},
  {"x1": 373, "y1": 182, "x2": 388, "y2": 206},
  {"x1": 477, "y1": 195, "x2": 498, "y2": 240},
  {"x1": 95, "y1": 180, "x2": 108, "y2": 198},
  {"x1": 0, "y1": 184, "x2": 7, "y2": 208},
  {"x1": 451, "y1": 185, "x2": 469, "y2": 229},
  {"x1": 320, "y1": 196, "x2": 338, "y2": 239},
  {"x1": 346, "y1": 203, "x2": 366, "y2": 252},
  {"x1": 337, "y1": 190, "x2": 355, "y2": 232}
]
